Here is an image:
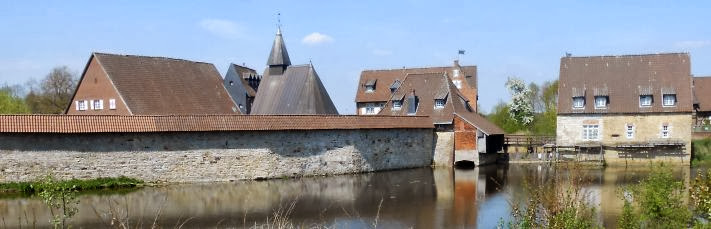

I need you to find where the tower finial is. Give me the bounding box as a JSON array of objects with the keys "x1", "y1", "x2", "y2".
[{"x1": 276, "y1": 12, "x2": 282, "y2": 34}]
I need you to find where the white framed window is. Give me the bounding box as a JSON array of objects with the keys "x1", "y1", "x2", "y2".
[
  {"x1": 434, "y1": 99, "x2": 445, "y2": 108},
  {"x1": 452, "y1": 80, "x2": 462, "y2": 89},
  {"x1": 365, "y1": 85, "x2": 375, "y2": 92},
  {"x1": 594, "y1": 96, "x2": 607, "y2": 109},
  {"x1": 661, "y1": 124, "x2": 670, "y2": 138},
  {"x1": 582, "y1": 124, "x2": 599, "y2": 140},
  {"x1": 626, "y1": 124, "x2": 635, "y2": 139},
  {"x1": 77, "y1": 100, "x2": 88, "y2": 111},
  {"x1": 109, "y1": 99, "x2": 116, "y2": 110},
  {"x1": 392, "y1": 100, "x2": 402, "y2": 110},
  {"x1": 663, "y1": 94, "x2": 676, "y2": 107},
  {"x1": 365, "y1": 104, "x2": 376, "y2": 114},
  {"x1": 640, "y1": 95, "x2": 652, "y2": 107},
  {"x1": 93, "y1": 99, "x2": 103, "y2": 110},
  {"x1": 573, "y1": 97, "x2": 585, "y2": 108}
]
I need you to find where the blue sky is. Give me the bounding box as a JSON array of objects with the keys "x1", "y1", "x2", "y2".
[{"x1": 1, "y1": 1, "x2": 710, "y2": 114}]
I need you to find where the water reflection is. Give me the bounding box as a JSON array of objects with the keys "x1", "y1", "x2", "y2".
[{"x1": 0, "y1": 165, "x2": 695, "y2": 228}]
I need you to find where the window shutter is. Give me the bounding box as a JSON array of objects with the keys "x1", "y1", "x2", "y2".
[
  {"x1": 75, "y1": 101, "x2": 79, "y2": 110},
  {"x1": 90, "y1": 100, "x2": 94, "y2": 110},
  {"x1": 99, "y1": 100, "x2": 104, "y2": 109}
]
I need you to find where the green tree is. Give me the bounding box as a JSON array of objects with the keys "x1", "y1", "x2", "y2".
[
  {"x1": 0, "y1": 85, "x2": 30, "y2": 114},
  {"x1": 35, "y1": 174, "x2": 79, "y2": 229}
]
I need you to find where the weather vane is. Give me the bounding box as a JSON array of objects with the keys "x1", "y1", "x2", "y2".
[{"x1": 277, "y1": 12, "x2": 281, "y2": 29}]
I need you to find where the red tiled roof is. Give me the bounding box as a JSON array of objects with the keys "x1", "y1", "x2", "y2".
[
  {"x1": 694, "y1": 76, "x2": 711, "y2": 112},
  {"x1": 0, "y1": 115, "x2": 433, "y2": 133},
  {"x1": 558, "y1": 53, "x2": 693, "y2": 114},
  {"x1": 355, "y1": 65, "x2": 477, "y2": 103}
]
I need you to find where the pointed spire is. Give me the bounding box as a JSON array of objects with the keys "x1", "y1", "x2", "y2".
[{"x1": 266, "y1": 24, "x2": 291, "y2": 69}]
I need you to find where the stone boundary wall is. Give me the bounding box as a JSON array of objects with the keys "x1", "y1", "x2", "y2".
[{"x1": 0, "y1": 129, "x2": 434, "y2": 183}]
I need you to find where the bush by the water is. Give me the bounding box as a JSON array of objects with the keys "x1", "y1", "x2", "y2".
[
  {"x1": 693, "y1": 139, "x2": 711, "y2": 166},
  {"x1": 0, "y1": 176, "x2": 144, "y2": 195}
]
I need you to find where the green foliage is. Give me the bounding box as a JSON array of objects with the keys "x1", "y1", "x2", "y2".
[
  {"x1": 692, "y1": 169, "x2": 711, "y2": 221},
  {"x1": 0, "y1": 176, "x2": 144, "y2": 196},
  {"x1": 35, "y1": 174, "x2": 79, "y2": 228},
  {"x1": 506, "y1": 165, "x2": 600, "y2": 229},
  {"x1": 620, "y1": 163, "x2": 691, "y2": 229},
  {"x1": 0, "y1": 86, "x2": 29, "y2": 114},
  {"x1": 487, "y1": 79, "x2": 558, "y2": 135},
  {"x1": 693, "y1": 139, "x2": 711, "y2": 167},
  {"x1": 617, "y1": 199, "x2": 640, "y2": 229}
]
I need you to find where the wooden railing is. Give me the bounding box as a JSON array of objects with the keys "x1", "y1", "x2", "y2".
[{"x1": 504, "y1": 135, "x2": 556, "y2": 146}]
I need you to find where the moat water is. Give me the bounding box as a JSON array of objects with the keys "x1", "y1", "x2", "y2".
[{"x1": 0, "y1": 164, "x2": 696, "y2": 228}]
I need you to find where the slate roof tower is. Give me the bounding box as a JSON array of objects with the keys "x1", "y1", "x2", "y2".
[{"x1": 251, "y1": 27, "x2": 338, "y2": 114}]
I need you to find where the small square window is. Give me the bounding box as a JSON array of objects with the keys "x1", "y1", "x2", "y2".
[
  {"x1": 626, "y1": 124, "x2": 634, "y2": 139},
  {"x1": 661, "y1": 124, "x2": 670, "y2": 138},
  {"x1": 640, "y1": 95, "x2": 653, "y2": 107},
  {"x1": 434, "y1": 99, "x2": 445, "y2": 108},
  {"x1": 572, "y1": 97, "x2": 585, "y2": 108},
  {"x1": 663, "y1": 94, "x2": 676, "y2": 106},
  {"x1": 594, "y1": 96, "x2": 607, "y2": 109},
  {"x1": 77, "y1": 100, "x2": 88, "y2": 111},
  {"x1": 365, "y1": 85, "x2": 375, "y2": 92},
  {"x1": 93, "y1": 100, "x2": 103, "y2": 110},
  {"x1": 392, "y1": 100, "x2": 402, "y2": 110}
]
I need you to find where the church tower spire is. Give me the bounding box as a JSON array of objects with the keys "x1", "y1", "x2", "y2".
[{"x1": 266, "y1": 22, "x2": 291, "y2": 75}]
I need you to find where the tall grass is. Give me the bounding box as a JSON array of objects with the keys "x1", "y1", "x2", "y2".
[
  {"x1": 0, "y1": 176, "x2": 144, "y2": 196},
  {"x1": 693, "y1": 139, "x2": 711, "y2": 167}
]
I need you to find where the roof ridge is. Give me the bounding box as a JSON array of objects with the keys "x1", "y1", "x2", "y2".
[
  {"x1": 93, "y1": 52, "x2": 213, "y2": 65},
  {"x1": 361, "y1": 65, "x2": 477, "y2": 72},
  {"x1": 563, "y1": 52, "x2": 689, "y2": 59}
]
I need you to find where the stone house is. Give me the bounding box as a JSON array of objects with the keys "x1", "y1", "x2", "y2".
[
  {"x1": 355, "y1": 61, "x2": 477, "y2": 115},
  {"x1": 557, "y1": 53, "x2": 693, "y2": 165},
  {"x1": 693, "y1": 76, "x2": 711, "y2": 129},
  {"x1": 250, "y1": 28, "x2": 338, "y2": 114},
  {"x1": 66, "y1": 53, "x2": 239, "y2": 115},
  {"x1": 223, "y1": 64, "x2": 260, "y2": 114},
  {"x1": 378, "y1": 72, "x2": 504, "y2": 166}
]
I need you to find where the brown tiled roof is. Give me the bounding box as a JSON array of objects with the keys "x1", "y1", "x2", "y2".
[
  {"x1": 558, "y1": 53, "x2": 693, "y2": 114},
  {"x1": 379, "y1": 73, "x2": 503, "y2": 135},
  {"x1": 92, "y1": 53, "x2": 238, "y2": 115},
  {"x1": 355, "y1": 65, "x2": 476, "y2": 103},
  {"x1": 694, "y1": 76, "x2": 711, "y2": 112},
  {"x1": 0, "y1": 115, "x2": 433, "y2": 133}
]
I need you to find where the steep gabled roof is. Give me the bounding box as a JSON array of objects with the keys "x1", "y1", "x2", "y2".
[
  {"x1": 694, "y1": 76, "x2": 711, "y2": 112},
  {"x1": 90, "y1": 53, "x2": 239, "y2": 115},
  {"x1": 355, "y1": 65, "x2": 477, "y2": 103},
  {"x1": 251, "y1": 64, "x2": 338, "y2": 114},
  {"x1": 380, "y1": 73, "x2": 503, "y2": 135},
  {"x1": 558, "y1": 53, "x2": 693, "y2": 114}
]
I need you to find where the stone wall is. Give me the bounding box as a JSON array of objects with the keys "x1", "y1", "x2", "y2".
[
  {"x1": 0, "y1": 129, "x2": 434, "y2": 183},
  {"x1": 432, "y1": 131, "x2": 454, "y2": 167},
  {"x1": 557, "y1": 113, "x2": 692, "y2": 165}
]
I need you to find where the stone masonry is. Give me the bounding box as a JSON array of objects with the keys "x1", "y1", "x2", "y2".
[{"x1": 0, "y1": 129, "x2": 434, "y2": 183}]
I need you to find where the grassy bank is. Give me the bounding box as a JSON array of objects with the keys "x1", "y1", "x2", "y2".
[
  {"x1": 0, "y1": 176, "x2": 144, "y2": 196},
  {"x1": 692, "y1": 138, "x2": 711, "y2": 166}
]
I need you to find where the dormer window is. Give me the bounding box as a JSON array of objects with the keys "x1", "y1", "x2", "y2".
[
  {"x1": 390, "y1": 80, "x2": 401, "y2": 93},
  {"x1": 407, "y1": 94, "x2": 418, "y2": 115},
  {"x1": 663, "y1": 94, "x2": 676, "y2": 107},
  {"x1": 640, "y1": 95, "x2": 653, "y2": 107},
  {"x1": 435, "y1": 99, "x2": 446, "y2": 109},
  {"x1": 364, "y1": 79, "x2": 377, "y2": 93},
  {"x1": 392, "y1": 100, "x2": 402, "y2": 110},
  {"x1": 572, "y1": 97, "x2": 585, "y2": 108},
  {"x1": 594, "y1": 96, "x2": 607, "y2": 109}
]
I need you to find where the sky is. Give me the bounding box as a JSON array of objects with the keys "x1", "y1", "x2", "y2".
[{"x1": 1, "y1": 1, "x2": 710, "y2": 114}]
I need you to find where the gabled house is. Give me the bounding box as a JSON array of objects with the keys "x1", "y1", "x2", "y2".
[
  {"x1": 693, "y1": 76, "x2": 711, "y2": 129},
  {"x1": 223, "y1": 64, "x2": 260, "y2": 114},
  {"x1": 66, "y1": 53, "x2": 240, "y2": 115},
  {"x1": 355, "y1": 61, "x2": 477, "y2": 115},
  {"x1": 557, "y1": 53, "x2": 693, "y2": 164},
  {"x1": 250, "y1": 28, "x2": 338, "y2": 114},
  {"x1": 379, "y1": 73, "x2": 504, "y2": 166}
]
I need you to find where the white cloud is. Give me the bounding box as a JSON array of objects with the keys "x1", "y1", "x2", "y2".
[
  {"x1": 199, "y1": 19, "x2": 244, "y2": 39},
  {"x1": 371, "y1": 49, "x2": 392, "y2": 56},
  {"x1": 302, "y1": 32, "x2": 334, "y2": 45},
  {"x1": 674, "y1": 40, "x2": 711, "y2": 49}
]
